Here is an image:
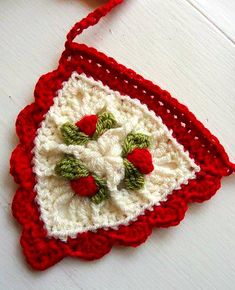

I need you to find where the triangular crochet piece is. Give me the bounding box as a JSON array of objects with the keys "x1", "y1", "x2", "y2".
[{"x1": 10, "y1": 0, "x2": 235, "y2": 270}]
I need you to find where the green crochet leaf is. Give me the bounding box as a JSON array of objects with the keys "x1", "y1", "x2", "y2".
[
  {"x1": 60, "y1": 122, "x2": 90, "y2": 145},
  {"x1": 93, "y1": 174, "x2": 107, "y2": 188},
  {"x1": 55, "y1": 156, "x2": 109, "y2": 204},
  {"x1": 91, "y1": 175, "x2": 109, "y2": 204},
  {"x1": 93, "y1": 112, "x2": 117, "y2": 139},
  {"x1": 123, "y1": 158, "x2": 145, "y2": 190},
  {"x1": 122, "y1": 133, "x2": 150, "y2": 157},
  {"x1": 90, "y1": 187, "x2": 109, "y2": 204},
  {"x1": 55, "y1": 155, "x2": 89, "y2": 180}
]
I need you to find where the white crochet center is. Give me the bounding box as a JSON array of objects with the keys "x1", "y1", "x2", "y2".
[{"x1": 33, "y1": 72, "x2": 200, "y2": 241}]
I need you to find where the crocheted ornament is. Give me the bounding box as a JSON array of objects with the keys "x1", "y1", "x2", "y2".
[{"x1": 10, "y1": 0, "x2": 235, "y2": 271}]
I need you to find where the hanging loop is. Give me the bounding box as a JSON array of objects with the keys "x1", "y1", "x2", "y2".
[{"x1": 66, "y1": 0, "x2": 124, "y2": 47}]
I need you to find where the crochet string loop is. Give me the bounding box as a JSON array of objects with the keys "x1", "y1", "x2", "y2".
[{"x1": 66, "y1": 0, "x2": 124, "y2": 47}]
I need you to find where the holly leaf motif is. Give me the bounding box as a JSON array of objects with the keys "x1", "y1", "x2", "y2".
[
  {"x1": 91, "y1": 175, "x2": 110, "y2": 204},
  {"x1": 60, "y1": 122, "x2": 90, "y2": 145},
  {"x1": 122, "y1": 133, "x2": 150, "y2": 157},
  {"x1": 123, "y1": 158, "x2": 145, "y2": 190},
  {"x1": 93, "y1": 112, "x2": 117, "y2": 139},
  {"x1": 55, "y1": 155, "x2": 89, "y2": 180},
  {"x1": 90, "y1": 187, "x2": 109, "y2": 204}
]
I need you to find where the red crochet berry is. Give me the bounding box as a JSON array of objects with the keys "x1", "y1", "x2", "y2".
[
  {"x1": 76, "y1": 114, "x2": 98, "y2": 137},
  {"x1": 127, "y1": 148, "x2": 154, "y2": 174},
  {"x1": 70, "y1": 175, "x2": 99, "y2": 197}
]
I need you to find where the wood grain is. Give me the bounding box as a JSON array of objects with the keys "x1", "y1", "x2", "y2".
[
  {"x1": 187, "y1": 0, "x2": 235, "y2": 43},
  {"x1": 0, "y1": 0, "x2": 235, "y2": 289}
]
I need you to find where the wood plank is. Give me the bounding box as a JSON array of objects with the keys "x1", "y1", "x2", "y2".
[{"x1": 187, "y1": 0, "x2": 235, "y2": 42}]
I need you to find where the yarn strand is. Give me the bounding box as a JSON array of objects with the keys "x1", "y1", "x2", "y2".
[{"x1": 66, "y1": 0, "x2": 124, "y2": 46}]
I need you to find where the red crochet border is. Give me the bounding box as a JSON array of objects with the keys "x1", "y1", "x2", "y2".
[{"x1": 10, "y1": 41, "x2": 235, "y2": 270}]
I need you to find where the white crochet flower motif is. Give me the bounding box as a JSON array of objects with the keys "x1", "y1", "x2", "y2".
[
  {"x1": 33, "y1": 72, "x2": 200, "y2": 241},
  {"x1": 56, "y1": 128, "x2": 127, "y2": 191}
]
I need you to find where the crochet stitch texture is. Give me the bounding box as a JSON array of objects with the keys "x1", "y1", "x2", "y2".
[
  {"x1": 34, "y1": 72, "x2": 199, "y2": 240},
  {"x1": 10, "y1": 0, "x2": 235, "y2": 270}
]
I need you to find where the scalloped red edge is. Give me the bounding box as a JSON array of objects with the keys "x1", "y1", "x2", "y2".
[{"x1": 10, "y1": 41, "x2": 235, "y2": 270}]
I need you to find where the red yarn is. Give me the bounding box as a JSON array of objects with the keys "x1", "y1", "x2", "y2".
[
  {"x1": 70, "y1": 175, "x2": 98, "y2": 197},
  {"x1": 127, "y1": 148, "x2": 154, "y2": 174},
  {"x1": 76, "y1": 115, "x2": 98, "y2": 136},
  {"x1": 66, "y1": 0, "x2": 123, "y2": 46},
  {"x1": 10, "y1": 0, "x2": 235, "y2": 271},
  {"x1": 10, "y1": 42, "x2": 235, "y2": 270}
]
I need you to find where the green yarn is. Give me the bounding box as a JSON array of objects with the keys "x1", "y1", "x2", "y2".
[
  {"x1": 122, "y1": 133, "x2": 151, "y2": 189},
  {"x1": 60, "y1": 122, "x2": 90, "y2": 145},
  {"x1": 93, "y1": 112, "x2": 117, "y2": 139},
  {"x1": 57, "y1": 120, "x2": 151, "y2": 201},
  {"x1": 92, "y1": 175, "x2": 110, "y2": 204},
  {"x1": 55, "y1": 155, "x2": 109, "y2": 204},
  {"x1": 90, "y1": 187, "x2": 109, "y2": 204},
  {"x1": 123, "y1": 159, "x2": 144, "y2": 190},
  {"x1": 55, "y1": 155, "x2": 89, "y2": 180},
  {"x1": 93, "y1": 174, "x2": 107, "y2": 188},
  {"x1": 122, "y1": 133, "x2": 150, "y2": 157},
  {"x1": 60, "y1": 112, "x2": 117, "y2": 144}
]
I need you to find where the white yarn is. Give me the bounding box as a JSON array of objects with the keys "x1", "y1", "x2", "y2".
[{"x1": 33, "y1": 72, "x2": 200, "y2": 241}]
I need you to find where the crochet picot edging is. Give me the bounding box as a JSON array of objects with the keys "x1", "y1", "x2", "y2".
[{"x1": 10, "y1": 0, "x2": 235, "y2": 270}]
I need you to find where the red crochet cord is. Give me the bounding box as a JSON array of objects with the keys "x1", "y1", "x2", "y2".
[
  {"x1": 66, "y1": 0, "x2": 123, "y2": 46},
  {"x1": 10, "y1": 0, "x2": 235, "y2": 271}
]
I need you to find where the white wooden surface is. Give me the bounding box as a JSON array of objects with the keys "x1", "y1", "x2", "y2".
[{"x1": 0, "y1": 0, "x2": 235, "y2": 289}]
